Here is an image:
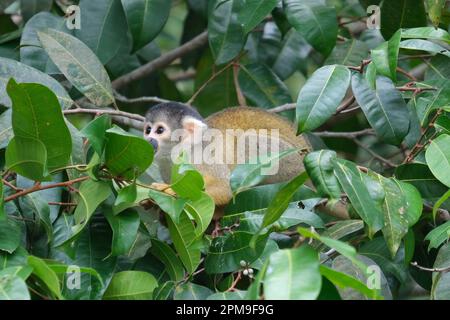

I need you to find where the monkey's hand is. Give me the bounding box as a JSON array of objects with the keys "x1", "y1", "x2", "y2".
[{"x1": 150, "y1": 182, "x2": 177, "y2": 197}]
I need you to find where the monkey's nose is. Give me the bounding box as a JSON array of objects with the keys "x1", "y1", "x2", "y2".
[{"x1": 149, "y1": 138, "x2": 158, "y2": 152}]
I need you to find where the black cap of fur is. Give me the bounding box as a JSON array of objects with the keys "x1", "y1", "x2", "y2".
[{"x1": 145, "y1": 102, "x2": 204, "y2": 125}]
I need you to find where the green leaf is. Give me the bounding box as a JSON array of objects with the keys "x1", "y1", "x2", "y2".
[
  {"x1": 147, "y1": 189, "x2": 187, "y2": 223},
  {"x1": 426, "y1": 1, "x2": 447, "y2": 28},
  {"x1": 5, "y1": 136, "x2": 49, "y2": 181},
  {"x1": 103, "y1": 271, "x2": 157, "y2": 300},
  {"x1": 185, "y1": 192, "x2": 215, "y2": 236},
  {"x1": 298, "y1": 227, "x2": 367, "y2": 271},
  {"x1": 380, "y1": 0, "x2": 427, "y2": 40},
  {"x1": 0, "y1": 218, "x2": 20, "y2": 254},
  {"x1": 238, "y1": 63, "x2": 292, "y2": 108},
  {"x1": 105, "y1": 126, "x2": 154, "y2": 180},
  {"x1": 81, "y1": 115, "x2": 112, "y2": 156},
  {"x1": 0, "y1": 275, "x2": 30, "y2": 300},
  {"x1": 400, "y1": 39, "x2": 450, "y2": 58},
  {"x1": 296, "y1": 65, "x2": 351, "y2": 132},
  {"x1": 58, "y1": 180, "x2": 111, "y2": 246},
  {"x1": 166, "y1": 211, "x2": 201, "y2": 274},
  {"x1": 238, "y1": 0, "x2": 278, "y2": 34},
  {"x1": 284, "y1": 0, "x2": 337, "y2": 56},
  {"x1": 20, "y1": 193, "x2": 53, "y2": 243},
  {"x1": 174, "y1": 282, "x2": 213, "y2": 300},
  {"x1": 262, "y1": 171, "x2": 308, "y2": 228},
  {"x1": 230, "y1": 148, "x2": 298, "y2": 196},
  {"x1": 314, "y1": 220, "x2": 364, "y2": 248},
  {"x1": 431, "y1": 243, "x2": 450, "y2": 300},
  {"x1": 352, "y1": 74, "x2": 410, "y2": 145},
  {"x1": 113, "y1": 183, "x2": 137, "y2": 214},
  {"x1": 395, "y1": 163, "x2": 448, "y2": 198},
  {"x1": 426, "y1": 134, "x2": 450, "y2": 187},
  {"x1": 149, "y1": 239, "x2": 185, "y2": 282},
  {"x1": 371, "y1": 30, "x2": 401, "y2": 81},
  {"x1": 401, "y1": 27, "x2": 450, "y2": 43},
  {"x1": 121, "y1": 0, "x2": 171, "y2": 52},
  {"x1": 432, "y1": 190, "x2": 450, "y2": 223},
  {"x1": 37, "y1": 28, "x2": 115, "y2": 106},
  {"x1": 304, "y1": 150, "x2": 341, "y2": 199},
  {"x1": 207, "y1": 290, "x2": 246, "y2": 300},
  {"x1": 205, "y1": 231, "x2": 268, "y2": 274},
  {"x1": 333, "y1": 159, "x2": 383, "y2": 236},
  {"x1": 264, "y1": 245, "x2": 321, "y2": 300},
  {"x1": 394, "y1": 180, "x2": 423, "y2": 227},
  {"x1": 0, "y1": 180, "x2": 3, "y2": 219},
  {"x1": 319, "y1": 265, "x2": 382, "y2": 300},
  {"x1": 6, "y1": 79, "x2": 72, "y2": 172},
  {"x1": 207, "y1": 0, "x2": 245, "y2": 65},
  {"x1": 28, "y1": 256, "x2": 63, "y2": 299},
  {"x1": 74, "y1": 0, "x2": 130, "y2": 64},
  {"x1": 425, "y1": 220, "x2": 450, "y2": 251},
  {"x1": 20, "y1": 12, "x2": 70, "y2": 74},
  {"x1": 171, "y1": 161, "x2": 204, "y2": 201},
  {"x1": 0, "y1": 109, "x2": 12, "y2": 149},
  {"x1": 104, "y1": 209, "x2": 140, "y2": 257},
  {"x1": 325, "y1": 39, "x2": 369, "y2": 66}
]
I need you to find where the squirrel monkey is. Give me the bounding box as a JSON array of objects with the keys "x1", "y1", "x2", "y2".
[{"x1": 143, "y1": 103, "x2": 311, "y2": 208}]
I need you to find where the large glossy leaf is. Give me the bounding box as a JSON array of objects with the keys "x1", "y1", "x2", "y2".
[
  {"x1": 174, "y1": 283, "x2": 213, "y2": 300},
  {"x1": 81, "y1": 115, "x2": 112, "y2": 156},
  {"x1": 57, "y1": 180, "x2": 111, "y2": 246},
  {"x1": 5, "y1": 136, "x2": 48, "y2": 181},
  {"x1": 205, "y1": 231, "x2": 268, "y2": 274},
  {"x1": 371, "y1": 30, "x2": 401, "y2": 81},
  {"x1": 0, "y1": 57, "x2": 72, "y2": 109},
  {"x1": 20, "y1": 12, "x2": 70, "y2": 74},
  {"x1": 0, "y1": 109, "x2": 12, "y2": 149},
  {"x1": 27, "y1": 256, "x2": 63, "y2": 299},
  {"x1": 239, "y1": 0, "x2": 278, "y2": 33},
  {"x1": 380, "y1": 0, "x2": 427, "y2": 40},
  {"x1": 425, "y1": 56, "x2": 450, "y2": 80},
  {"x1": 400, "y1": 39, "x2": 450, "y2": 58},
  {"x1": 37, "y1": 28, "x2": 115, "y2": 107},
  {"x1": 104, "y1": 209, "x2": 140, "y2": 257},
  {"x1": 74, "y1": 0, "x2": 130, "y2": 64},
  {"x1": 6, "y1": 79, "x2": 72, "y2": 171},
  {"x1": 20, "y1": 193, "x2": 53, "y2": 243},
  {"x1": 352, "y1": 74, "x2": 410, "y2": 145},
  {"x1": 284, "y1": 0, "x2": 337, "y2": 56},
  {"x1": 104, "y1": 126, "x2": 154, "y2": 180},
  {"x1": 207, "y1": 0, "x2": 245, "y2": 65},
  {"x1": 401, "y1": 27, "x2": 450, "y2": 43},
  {"x1": 238, "y1": 63, "x2": 292, "y2": 108},
  {"x1": 426, "y1": 0, "x2": 447, "y2": 27},
  {"x1": 297, "y1": 65, "x2": 351, "y2": 132},
  {"x1": 103, "y1": 271, "x2": 157, "y2": 300},
  {"x1": 0, "y1": 275, "x2": 30, "y2": 300},
  {"x1": 303, "y1": 150, "x2": 341, "y2": 199},
  {"x1": 185, "y1": 192, "x2": 215, "y2": 236},
  {"x1": 121, "y1": 0, "x2": 171, "y2": 52},
  {"x1": 264, "y1": 245, "x2": 321, "y2": 300},
  {"x1": 166, "y1": 211, "x2": 201, "y2": 274},
  {"x1": 272, "y1": 29, "x2": 311, "y2": 80},
  {"x1": 262, "y1": 171, "x2": 309, "y2": 228},
  {"x1": 0, "y1": 218, "x2": 20, "y2": 254},
  {"x1": 325, "y1": 39, "x2": 369, "y2": 66},
  {"x1": 333, "y1": 159, "x2": 383, "y2": 236},
  {"x1": 395, "y1": 163, "x2": 448, "y2": 198},
  {"x1": 149, "y1": 239, "x2": 185, "y2": 282},
  {"x1": 425, "y1": 221, "x2": 450, "y2": 251},
  {"x1": 425, "y1": 134, "x2": 450, "y2": 187},
  {"x1": 431, "y1": 243, "x2": 450, "y2": 300}
]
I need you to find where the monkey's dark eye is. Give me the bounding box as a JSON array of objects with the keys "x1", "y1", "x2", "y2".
[
  {"x1": 145, "y1": 126, "x2": 152, "y2": 135},
  {"x1": 156, "y1": 126, "x2": 165, "y2": 134}
]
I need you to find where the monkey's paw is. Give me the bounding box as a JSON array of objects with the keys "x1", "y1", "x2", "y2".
[{"x1": 150, "y1": 182, "x2": 177, "y2": 197}]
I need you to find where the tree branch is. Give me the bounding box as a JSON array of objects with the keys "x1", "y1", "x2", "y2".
[
  {"x1": 112, "y1": 31, "x2": 208, "y2": 89},
  {"x1": 114, "y1": 91, "x2": 171, "y2": 105},
  {"x1": 411, "y1": 261, "x2": 450, "y2": 273},
  {"x1": 314, "y1": 129, "x2": 376, "y2": 138}
]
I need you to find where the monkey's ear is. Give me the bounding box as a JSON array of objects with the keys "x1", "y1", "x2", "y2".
[{"x1": 182, "y1": 116, "x2": 207, "y2": 144}]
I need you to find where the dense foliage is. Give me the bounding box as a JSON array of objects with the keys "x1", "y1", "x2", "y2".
[{"x1": 0, "y1": 0, "x2": 449, "y2": 300}]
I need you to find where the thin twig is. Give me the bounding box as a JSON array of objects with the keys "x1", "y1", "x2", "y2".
[
  {"x1": 114, "y1": 91, "x2": 170, "y2": 105},
  {"x1": 411, "y1": 261, "x2": 450, "y2": 273},
  {"x1": 5, "y1": 176, "x2": 89, "y2": 202},
  {"x1": 63, "y1": 108, "x2": 145, "y2": 122},
  {"x1": 314, "y1": 128, "x2": 376, "y2": 139},
  {"x1": 2, "y1": 179, "x2": 23, "y2": 192},
  {"x1": 352, "y1": 138, "x2": 397, "y2": 168}
]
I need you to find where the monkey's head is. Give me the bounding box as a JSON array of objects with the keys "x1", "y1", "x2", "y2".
[{"x1": 144, "y1": 102, "x2": 207, "y2": 160}]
